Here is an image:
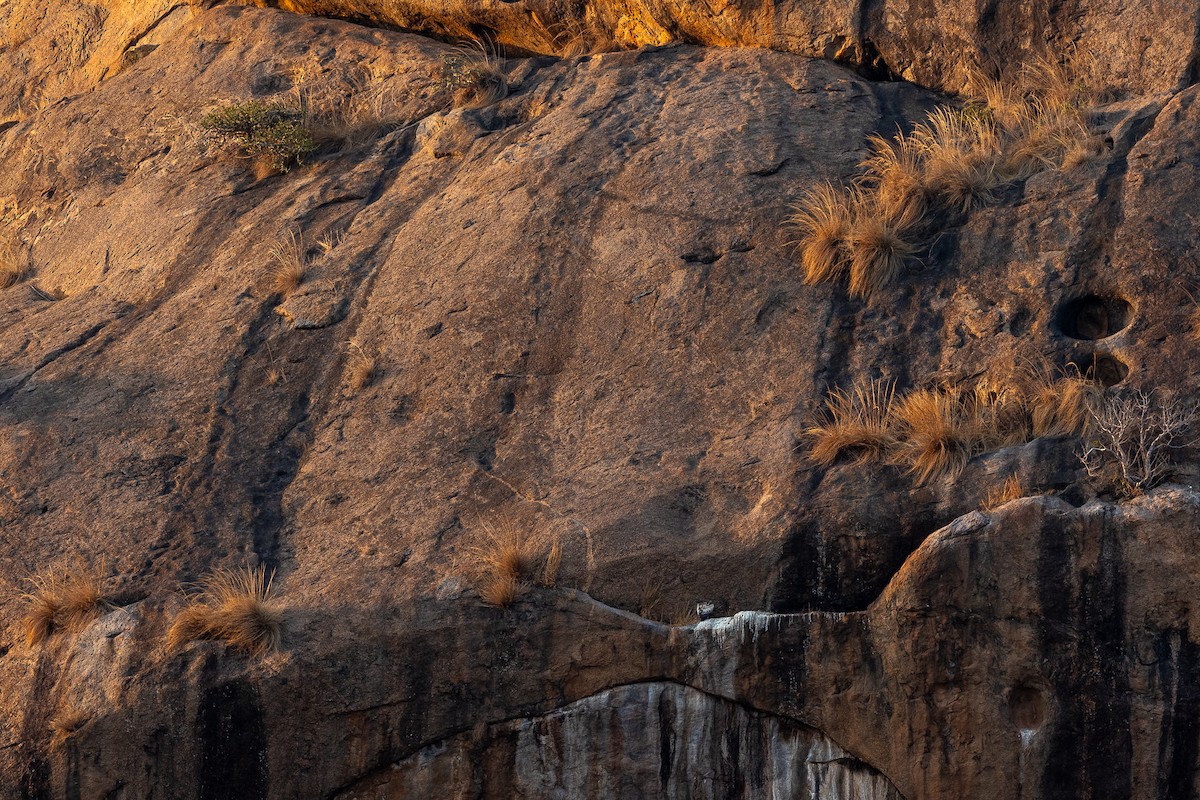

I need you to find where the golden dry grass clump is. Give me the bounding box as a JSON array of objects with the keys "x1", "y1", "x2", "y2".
[
  {"x1": 807, "y1": 364, "x2": 1103, "y2": 483},
  {"x1": 914, "y1": 108, "x2": 1002, "y2": 213},
  {"x1": 0, "y1": 238, "x2": 31, "y2": 289},
  {"x1": 347, "y1": 339, "x2": 377, "y2": 393},
  {"x1": 807, "y1": 379, "x2": 897, "y2": 466},
  {"x1": 443, "y1": 45, "x2": 508, "y2": 109},
  {"x1": 847, "y1": 208, "x2": 919, "y2": 300},
  {"x1": 861, "y1": 131, "x2": 929, "y2": 225},
  {"x1": 168, "y1": 565, "x2": 284, "y2": 655},
  {"x1": 471, "y1": 520, "x2": 561, "y2": 608},
  {"x1": 893, "y1": 388, "x2": 985, "y2": 484},
  {"x1": 23, "y1": 561, "x2": 111, "y2": 647},
  {"x1": 49, "y1": 701, "x2": 91, "y2": 744},
  {"x1": 792, "y1": 182, "x2": 855, "y2": 286},
  {"x1": 981, "y1": 474, "x2": 1024, "y2": 511},
  {"x1": 1029, "y1": 373, "x2": 1100, "y2": 437},
  {"x1": 792, "y1": 57, "x2": 1095, "y2": 300},
  {"x1": 269, "y1": 229, "x2": 306, "y2": 296}
]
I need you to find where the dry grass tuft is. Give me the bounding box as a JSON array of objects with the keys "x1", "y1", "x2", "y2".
[
  {"x1": 293, "y1": 64, "x2": 402, "y2": 150},
  {"x1": 894, "y1": 389, "x2": 983, "y2": 484},
  {"x1": 847, "y1": 207, "x2": 919, "y2": 299},
  {"x1": 982, "y1": 474, "x2": 1024, "y2": 511},
  {"x1": 790, "y1": 183, "x2": 855, "y2": 286},
  {"x1": 347, "y1": 339, "x2": 377, "y2": 392},
  {"x1": 530, "y1": 15, "x2": 618, "y2": 58},
  {"x1": 270, "y1": 229, "x2": 306, "y2": 296},
  {"x1": 470, "y1": 519, "x2": 563, "y2": 607},
  {"x1": 23, "y1": 561, "x2": 111, "y2": 647},
  {"x1": 1029, "y1": 373, "x2": 1100, "y2": 437},
  {"x1": 915, "y1": 108, "x2": 1003, "y2": 213},
  {"x1": 861, "y1": 132, "x2": 929, "y2": 226},
  {"x1": 442, "y1": 45, "x2": 508, "y2": 109},
  {"x1": 167, "y1": 565, "x2": 283, "y2": 655},
  {"x1": 0, "y1": 239, "x2": 31, "y2": 288},
  {"x1": 540, "y1": 536, "x2": 562, "y2": 588},
  {"x1": 49, "y1": 701, "x2": 91, "y2": 744},
  {"x1": 807, "y1": 379, "x2": 897, "y2": 466}
]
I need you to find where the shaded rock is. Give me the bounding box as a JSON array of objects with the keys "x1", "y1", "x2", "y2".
[{"x1": 339, "y1": 682, "x2": 904, "y2": 799}]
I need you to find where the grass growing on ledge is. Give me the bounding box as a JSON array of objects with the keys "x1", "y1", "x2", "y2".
[
  {"x1": 0, "y1": 239, "x2": 30, "y2": 289},
  {"x1": 807, "y1": 364, "x2": 1103, "y2": 483},
  {"x1": 981, "y1": 474, "x2": 1024, "y2": 511},
  {"x1": 470, "y1": 520, "x2": 562, "y2": 608},
  {"x1": 269, "y1": 228, "x2": 306, "y2": 297},
  {"x1": 441, "y1": 45, "x2": 509, "y2": 109},
  {"x1": 168, "y1": 565, "x2": 283, "y2": 655},
  {"x1": 792, "y1": 182, "x2": 855, "y2": 286},
  {"x1": 807, "y1": 379, "x2": 898, "y2": 467},
  {"x1": 23, "y1": 561, "x2": 111, "y2": 647}
]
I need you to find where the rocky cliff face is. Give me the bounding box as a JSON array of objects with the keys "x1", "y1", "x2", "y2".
[{"x1": 3, "y1": 1, "x2": 1200, "y2": 798}]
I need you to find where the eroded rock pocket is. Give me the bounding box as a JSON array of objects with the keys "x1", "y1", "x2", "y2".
[
  {"x1": 1067, "y1": 352, "x2": 1129, "y2": 387},
  {"x1": 1055, "y1": 294, "x2": 1132, "y2": 340}
]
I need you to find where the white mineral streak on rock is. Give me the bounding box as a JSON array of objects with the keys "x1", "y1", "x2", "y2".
[
  {"x1": 687, "y1": 611, "x2": 781, "y2": 696},
  {"x1": 519, "y1": 682, "x2": 903, "y2": 800},
  {"x1": 359, "y1": 683, "x2": 903, "y2": 799}
]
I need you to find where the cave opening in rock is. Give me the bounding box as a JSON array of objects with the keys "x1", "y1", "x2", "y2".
[{"x1": 1055, "y1": 294, "x2": 1133, "y2": 340}]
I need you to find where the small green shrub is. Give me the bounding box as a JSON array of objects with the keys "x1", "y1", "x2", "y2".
[{"x1": 201, "y1": 100, "x2": 315, "y2": 172}]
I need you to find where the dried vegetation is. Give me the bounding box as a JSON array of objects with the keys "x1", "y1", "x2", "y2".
[
  {"x1": 470, "y1": 520, "x2": 562, "y2": 608},
  {"x1": 1081, "y1": 390, "x2": 1198, "y2": 496},
  {"x1": 792, "y1": 58, "x2": 1097, "y2": 300},
  {"x1": 168, "y1": 565, "x2": 284, "y2": 655},
  {"x1": 22, "y1": 560, "x2": 111, "y2": 647},
  {"x1": 808, "y1": 364, "x2": 1101, "y2": 483}
]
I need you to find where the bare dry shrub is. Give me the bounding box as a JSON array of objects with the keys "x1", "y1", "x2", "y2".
[
  {"x1": 790, "y1": 182, "x2": 855, "y2": 286},
  {"x1": 981, "y1": 474, "x2": 1024, "y2": 511},
  {"x1": 807, "y1": 379, "x2": 898, "y2": 466},
  {"x1": 1080, "y1": 390, "x2": 1198, "y2": 495},
  {"x1": 22, "y1": 560, "x2": 111, "y2": 647},
  {"x1": 270, "y1": 229, "x2": 306, "y2": 296},
  {"x1": 168, "y1": 565, "x2": 284, "y2": 655}
]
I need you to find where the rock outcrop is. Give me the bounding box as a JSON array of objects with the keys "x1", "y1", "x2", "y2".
[{"x1": 3, "y1": 1, "x2": 1200, "y2": 798}]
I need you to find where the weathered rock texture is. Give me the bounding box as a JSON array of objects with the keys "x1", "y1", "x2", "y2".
[
  {"x1": 2, "y1": 1, "x2": 1200, "y2": 798},
  {"x1": 5, "y1": 0, "x2": 1200, "y2": 124},
  {"x1": 341, "y1": 682, "x2": 905, "y2": 798}
]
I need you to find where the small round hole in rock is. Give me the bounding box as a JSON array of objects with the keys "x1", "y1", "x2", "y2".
[
  {"x1": 1067, "y1": 353, "x2": 1129, "y2": 387},
  {"x1": 1009, "y1": 685, "x2": 1047, "y2": 731},
  {"x1": 1056, "y1": 295, "x2": 1132, "y2": 340}
]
